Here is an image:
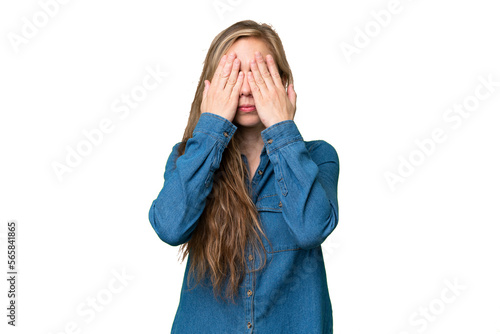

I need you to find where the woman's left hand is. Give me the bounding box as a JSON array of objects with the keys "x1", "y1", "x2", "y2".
[{"x1": 247, "y1": 51, "x2": 297, "y2": 128}]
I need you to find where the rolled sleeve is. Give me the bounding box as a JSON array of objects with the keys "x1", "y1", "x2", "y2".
[
  {"x1": 194, "y1": 112, "x2": 237, "y2": 148},
  {"x1": 260, "y1": 120, "x2": 339, "y2": 250},
  {"x1": 261, "y1": 120, "x2": 303, "y2": 155},
  {"x1": 148, "y1": 112, "x2": 238, "y2": 246}
]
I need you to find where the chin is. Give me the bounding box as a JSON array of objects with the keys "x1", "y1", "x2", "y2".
[{"x1": 233, "y1": 113, "x2": 263, "y2": 127}]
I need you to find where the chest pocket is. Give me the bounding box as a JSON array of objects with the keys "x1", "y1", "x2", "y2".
[{"x1": 256, "y1": 193, "x2": 301, "y2": 253}]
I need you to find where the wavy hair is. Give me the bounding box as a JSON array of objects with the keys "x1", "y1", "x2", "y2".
[{"x1": 176, "y1": 20, "x2": 294, "y2": 304}]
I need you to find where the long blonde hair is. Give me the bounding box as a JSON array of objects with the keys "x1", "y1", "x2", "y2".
[{"x1": 177, "y1": 20, "x2": 294, "y2": 304}]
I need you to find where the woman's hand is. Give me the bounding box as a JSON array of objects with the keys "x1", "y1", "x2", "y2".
[
  {"x1": 201, "y1": 52, "x2": 243, "y2": 122},
  {"x1": 247, "y1": 51, "x2": 297, "y2": 128}
]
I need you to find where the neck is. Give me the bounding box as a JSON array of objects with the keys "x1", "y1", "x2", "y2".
[{"x1": 237, "y1": 124, "x2": 266, "y2": 158}]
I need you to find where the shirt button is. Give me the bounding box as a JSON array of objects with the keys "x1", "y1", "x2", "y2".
[
  {"x1": 278, "y1": 201, "x2": 282, "y2": 207},
  {"x1": 267, "y1": 139, "x2": 273, "y2": 144},
  {"x1": 247, "y1": 289, "x2": 253, "y2": 296},
  {"x1": 223, "y1": 131, "x2": 229, "y2": 137},
  {"x1": 257, "y1": 170, "x2": 263, "y2": 175},
  {"x1": 248, "y1": 254, "x2": 254, "y2": 261},
  {"x1": 247, "y1": 322, "x2": 252, "y2": 329}
]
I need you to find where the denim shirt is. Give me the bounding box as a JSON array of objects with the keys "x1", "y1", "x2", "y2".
[{"x1": 148, "y1": 112, "x2": 340, "y2": 334}]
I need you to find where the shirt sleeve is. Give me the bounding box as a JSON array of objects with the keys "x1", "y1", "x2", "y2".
[
  {"x1": 260, "y1": 120, "x2": 340, "y2": 250},
  {"x1": 148, "y1": 112, "x2": 237, "y2": 246}
]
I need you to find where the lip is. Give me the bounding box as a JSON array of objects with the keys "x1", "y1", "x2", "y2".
[{"x1": 238, "y1": 105, "x2": 256, "y2": 112}]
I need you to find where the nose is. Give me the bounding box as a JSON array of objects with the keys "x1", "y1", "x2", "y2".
[{"x1": 240, "y1": 72, "x2": 252, "y2": 96}]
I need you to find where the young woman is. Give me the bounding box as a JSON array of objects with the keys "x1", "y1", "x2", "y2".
[{"x1": 148, "y1": 20, "x2": 340, "y2": 333}]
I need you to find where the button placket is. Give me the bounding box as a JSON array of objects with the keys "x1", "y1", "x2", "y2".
[
  {"x1": 244, "y1": 245, "x2": 254, "y2": 333},
  {"x1": 251, "y1": 153, "x2": 267, "y2": 188}
]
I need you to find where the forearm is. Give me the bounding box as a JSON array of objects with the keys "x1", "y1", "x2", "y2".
[
  {"x1": 261, "y1": 120, "x2": 339, "y2": 250},
  {"x1": 149, "y1": 112, "x2": 237, "y2": 246}
]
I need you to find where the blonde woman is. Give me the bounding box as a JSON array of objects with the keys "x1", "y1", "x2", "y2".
[{"x1": 149, "y1": 20, "x2": 340, "y2": 333}]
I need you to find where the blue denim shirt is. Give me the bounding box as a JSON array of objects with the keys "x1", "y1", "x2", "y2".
[{"x1": 149, "y1": 112, "x2": 340, "y2": 333}]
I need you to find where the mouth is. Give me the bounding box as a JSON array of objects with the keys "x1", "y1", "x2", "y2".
[{"x1": 238, "y1": 105, "x2": 256, "y2": 112}]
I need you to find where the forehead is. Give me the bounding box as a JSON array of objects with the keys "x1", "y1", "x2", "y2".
[{"x1": 226, "y1": 37, "x2": 272, "y2": 60}]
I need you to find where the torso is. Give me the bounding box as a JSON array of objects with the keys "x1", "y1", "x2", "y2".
[
  {"x1": 244, "y1": 155, "x2": 261, "y2": 182},
  {"x1": 248, "y1": 160, "x2": 260, "y2": 182}
]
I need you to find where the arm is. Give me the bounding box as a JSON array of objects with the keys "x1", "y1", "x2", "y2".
[
  {"x1": 148, "y1": 112, "x2": 237, "y2": 246},
  {"x1": 261, "y1": 120, "x2": 339, "y2": 250}
]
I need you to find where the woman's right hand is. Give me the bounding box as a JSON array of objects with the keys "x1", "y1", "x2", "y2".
[{"x1": 200, "y1": 52, "x2": 244, "y2": 122}]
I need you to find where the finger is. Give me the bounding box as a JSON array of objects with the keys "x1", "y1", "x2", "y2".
[
  {"x1": 225, "y1": 57, "x2": 241, "y2": 89},
  {"x1": 211, "y1": 54, "x2": 227, "y2": 87},
  {"x1": 217, "y1": 52, "x2": 236, "y2": 90},
  {"x1": 254, "y1": 51, "x2": 274, "y2": 91},
  {"x1": 288, "y1": 83, "x2": 297, "y2": 109},
  {"x1": 247, "y1": 71, "x2": 262, "y2": 100},
  {"x1": 203, "y1": 80, "x2": 210, "y2": 100},
  {"x1": 250, "y1": 57, "x2": 267, "y2": 93},
  {"x1": 265, "y1": 54, "x2": 285, "y2": 91},
  {"x1": 230, "y1": 71, "x2": 244, "y2": 101}
]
